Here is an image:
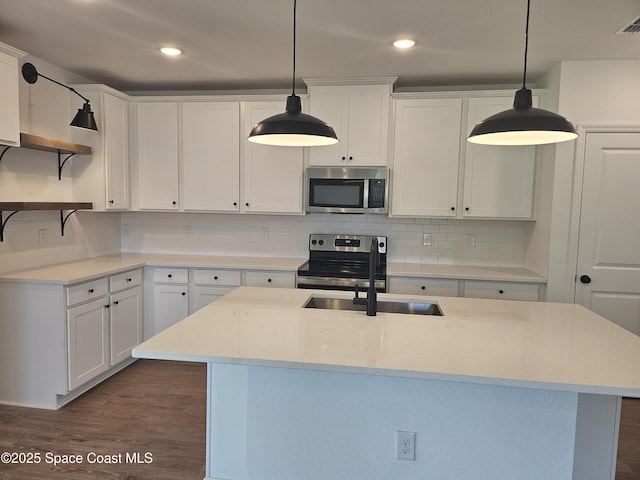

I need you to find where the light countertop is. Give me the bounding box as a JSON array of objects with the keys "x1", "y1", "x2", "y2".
[
  {"x1": 0, "y1": 253, "x2": 306, "y2": 285},
  {"x1": 387, "y1": 262, "x2": 545, "y2": 282},
  {"x1": 133, "y1": 286, "x2": 640, "y2": 397}
]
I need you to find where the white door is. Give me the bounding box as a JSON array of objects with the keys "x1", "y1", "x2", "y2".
[
  {"x1": 242, "y1": 101, "x2": 304, "y2": 214},
  {"x1": 153, "y1": 284, "x2": 189, "y2": 334},
  {"x1": 110, "y1": 286, "x2": 142, "y2": 365},
  {"x1": 137, "y1": 102, "x2": 180, "y2": 210},
  {"x1": 104, "y1": 92, "x2": 130, "y2": 210},
  {"x1": 182, "y1": 102, "x2": 240, "y2": 211},
  {"x1": 67, "y1": 298, "x2": 110, "y2": 390},
  {"x1": 575, "y1": 131, "x2": 640, "y2": 335}
]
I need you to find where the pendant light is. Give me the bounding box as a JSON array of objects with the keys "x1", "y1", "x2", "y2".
[
  {"x1": 248, "y1": 0, "x2": 338, "y2": 147},
  {"x1": 21, "y1": 62, "x2": 98, "y2": 132},
  {"x1": 467, "y1": 0, "x2": 577, "y2": 146}
]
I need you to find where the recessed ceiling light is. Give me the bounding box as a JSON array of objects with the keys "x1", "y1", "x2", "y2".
[
  {"x1": 392, "y1": 39, "x2": 416, "y2": 49},
  {"x1": 160, "y1": 47, "x2": 182, "y2": 56}
]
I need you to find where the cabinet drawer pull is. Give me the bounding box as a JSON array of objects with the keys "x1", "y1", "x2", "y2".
[
  {"x1": 88, "y1": 288, "x2": 94, "y2": 294},
  {"x1": 113, "y1": 300, "x2": 119, "y2": 305},
  {"x1": 109, "y1": 200, "x2": 114, "y2": 204},
  {"x1": 498, "y1": 289, "x2": 504, "y2": 294},
  {"x1": 127, "y1": 278, "x2": 132, "y2": 282},
  {"x1": 421, "y1": 285, "x2": 426, "y2": 290},
  {"x1": 168, "y1": 274, "x2": 172, "y2": 278},
  {"x1": 104, "y1": 304, "x2": 110, "y2": 309},
  {"x1": 267, "y1": 278, "x2": 272, "y2": 283},
  {"x1": 450, "y1": 206, "x2": 456, "y2": 211},
  {"x1": 172, "y1": 201, "x2": 177, "y2": 205},
  {"x1": 181, "y1": 292, "x2": 186, "y2": 296},
  {"x1": 214, "y1": 276, "x2": 218, "y2": 280}
]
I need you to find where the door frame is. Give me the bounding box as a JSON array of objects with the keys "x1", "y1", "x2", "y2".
[{"x1": 565, "y1": 124, "x2": 640, "y2": 304}]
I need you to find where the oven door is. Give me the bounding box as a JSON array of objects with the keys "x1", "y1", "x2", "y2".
[{"x1": 297, "y1": 276, "x2": 386, "y2": 293}]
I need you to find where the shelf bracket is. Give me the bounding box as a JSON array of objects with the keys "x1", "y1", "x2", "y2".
[
  {"x1": 0, "y1": 211, "x2": 20, "y2": 242},
  {"x1": 58, "y1": 151, "x2": 76, "y2": 180},
  {"x1": 60, "y1": 209, "x2": 79, "y2": 236},
  {"x1": 0, "y1": 146, "x2": 12, "y2": 165}
]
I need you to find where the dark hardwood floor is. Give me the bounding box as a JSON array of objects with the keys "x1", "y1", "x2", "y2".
[
  {"x1": 0, "y1": 360, "x2": 206, "y2": 480},
  {"x1": 0, "y1": 359, "x2": 639, "y2": 479}
]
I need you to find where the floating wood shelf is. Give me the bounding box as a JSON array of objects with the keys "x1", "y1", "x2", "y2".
[
  {"x1": 0, "y1": 202, "x2": 93, "y2": 242},
  {"x1": 0, "y1": 133, "x2": 92, "y2": 180}
]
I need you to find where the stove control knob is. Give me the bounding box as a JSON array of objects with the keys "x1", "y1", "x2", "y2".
[
  {"x1": 311, "y1": 239, "x2": 317, "y2": 245},
  {"x1": 319, "y1": 240, "x2": 324, "y2": 245},
  {"x1": 378, "y1": 241, "x2": 385, "y2": 249}
]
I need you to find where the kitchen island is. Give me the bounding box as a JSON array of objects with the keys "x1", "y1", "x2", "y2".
[{"x1": 133, "y1": 286, "x2": 640, "y2": 480}]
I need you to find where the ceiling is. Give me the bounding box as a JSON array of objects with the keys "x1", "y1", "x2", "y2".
[{"x1": 0, "y1": 0, "x2": 639, "y2": 93}]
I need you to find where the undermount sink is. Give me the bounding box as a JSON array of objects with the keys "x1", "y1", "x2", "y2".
[{"x1": 303, "y1": 296, "x2": 444, "y2": 316}]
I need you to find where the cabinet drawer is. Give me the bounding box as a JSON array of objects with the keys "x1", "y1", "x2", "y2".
[
  {"x1": 153, "y1": 268, "x2": 188, "y2": 284},
  {"x1": 192, "y1": 269, "x2": 241, "y2": 286},
  {"x1": 243, "y1": 271, "x2": 296, "y2": 288},
  {"x1": 66, "y1": 278, "x2": 109, "y2": 307},
  {"x1": 388, "y1": 277, "x2": 459, "y2": 297},
  {"x1": 110, "y1": 268, "x2": 143, "y2": 292},
  {"x1": 463, "y1": 281, "x2": 540, "y2": 301}
]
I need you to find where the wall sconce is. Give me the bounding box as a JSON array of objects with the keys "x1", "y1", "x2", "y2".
[{"x1": 21, "y1": 62, "x2": 98, "y2": 132}]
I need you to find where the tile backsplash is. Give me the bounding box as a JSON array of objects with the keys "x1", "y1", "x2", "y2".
[{"x1": 121, "y1": 212, "x2": 533, "y2": 267}]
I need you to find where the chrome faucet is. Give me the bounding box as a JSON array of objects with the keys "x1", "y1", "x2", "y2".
[{"x1": 353, "y1": 237, "x2": 379, "y2": 316}]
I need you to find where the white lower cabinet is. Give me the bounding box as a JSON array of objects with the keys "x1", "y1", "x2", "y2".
[
  {"x1": 66, "y1": 268, "x2": 143, "y2": 392},
  {"x1": 191, "y1": 269, "x2": 241, "y2": 312},
  {"x1": 388, "y1": 277, "x2": 459, "y2": 297},
  {"x1": 153, "y1": 283, "x2": 189, "y2": 334},
  {"x1": 67, "y1": 297, "x2": 110, "y2": 391},
  {"x1": 462, "y1": 280, "x2": 541, "y2": 301}
]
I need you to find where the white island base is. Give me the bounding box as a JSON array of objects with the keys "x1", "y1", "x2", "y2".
[{"x1": 133, "y1": 287, "x2": 640, "y2": 480}]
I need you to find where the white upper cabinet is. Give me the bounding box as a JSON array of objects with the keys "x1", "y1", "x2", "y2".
[
  {"x1": 390, "y1": 98, "x2": 463, "y2": 216},
  {"x1": 0, "y1": 49, "x2": 20, "y2": 146},
  {"x1": 135, "y1": 102, "x2": 180, "y2": 210},
  {"x1": 306, "y1": 80, "x2": 394, "y2": 166},
  {"x1": 242, "y1": 101, "x2": 304, "y2": 214},
  {"x1": 462, "y1": 96, "x2": 536, "y2": 219},
  {"x1": 72, "y1": 85, "x2": 130, "y2": 211},
  {"x1": 182, "y1": 102, "x2": 240, "y2": 212}
]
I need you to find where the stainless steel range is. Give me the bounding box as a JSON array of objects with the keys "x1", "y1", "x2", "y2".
[{"x1": 296, "y1": 234, "x2": 387, "y2": 292}]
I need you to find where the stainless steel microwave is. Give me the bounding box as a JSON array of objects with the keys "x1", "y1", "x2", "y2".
[{"x1": 305, "y1": 166, "x2": 389, "y2": 214}]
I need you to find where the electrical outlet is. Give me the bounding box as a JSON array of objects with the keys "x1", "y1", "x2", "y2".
[
  {"x1": 466, "y1": 233, "x2": 477, "y2": 248},
  {"x1": 396, "y1": 431, "x2": 416, "y2": 461},
  {"x1": 423, "y1": 233, "x2": 432, "y2": 246}
]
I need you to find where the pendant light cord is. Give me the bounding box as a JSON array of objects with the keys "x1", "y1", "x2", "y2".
[
  {"x1": 292, "y1": 0, "x2": 297, "y2": 96},
  {"x1": 522, "y1": 0, "x2": 530, "y2": 89}
]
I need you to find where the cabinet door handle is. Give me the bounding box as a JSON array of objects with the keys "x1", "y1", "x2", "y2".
[
  {"x1": 421, "y1": 285, "x2": 426, "y2": 290},
  {"x1": 109, "y1": 200, "x2": 114, "y2": 204},
  {"x1": 214, "y1": 276, "x2": 218, "y2": 280},
  {"x1": 104, "y1": 304, "x2": 110, "y2": 309},
  {"x1": 267, "y1": 278, "x2": 272, "y2": 283},
  {"x1": 498, "y1": 289, "x2": 504, "y2": 294},
  {"x1": 113, "y1": 300, "x2": 119, "y2": 305},
  {"x1": 127, "y1": 278, "x2": 132, "y2": 282},
  {"x1": 168, "y1": 274, "x2": 172, "y2": 278},
  {"x1": 348, "y1": 156, "x2": 353, "y2": 161},
  {"x1": 233, "y1": 202, "x2": 238, "y2": 207},
  {"x1": 245, "y1": 202, "x2": 250, "y2": 207},
  {"x1": 465, "y1": 207, "x2": 470, "y2": 211},
  {"x1": 172, "y1": 201, "x2": 177, "y2": 205},
  {"x1": 88, "y1": 288, "x2": 94, "y2": 293},
  {"x1": 450, "y1": 207, "x2": 456, "y2": 211},
  {"x1": 580, "y1": 275, "x2": 592, "y2": 284},
  {"x1": 181, "y1": 292, "x2": 186, "y2": 296},
  {"x1": 341, "y1": 156, "x2": 346, "y2": 161}
]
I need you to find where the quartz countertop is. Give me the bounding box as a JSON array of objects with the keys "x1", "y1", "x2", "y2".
[
  {"x1": 0, "y1": 253, "x2": 306, "y2": 285},
  {"x1": 0, "y1": 254, "x2": 546, "y2": 285},
  {"x1": 133, "y1": 286, "x2": 640, "y2": 397},
  {"x1": 387, "y1": 262, "x2": 545, "y2": 282}
]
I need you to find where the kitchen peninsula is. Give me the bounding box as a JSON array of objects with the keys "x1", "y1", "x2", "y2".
[{"x1": 134, "y1": 286, "x2": 640, "y2": 480}]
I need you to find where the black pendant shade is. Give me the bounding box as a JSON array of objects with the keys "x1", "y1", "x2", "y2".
[
  {"x1": 248, "y1": 94, "x2": 338, "y2": 146},
  {"x1": 248, "y1": 0, "x2": 338, "y2": 147},
  {"x1": 467, "y1": 0, "x2": 577, "y2": 146},
  {"x1": 468, "y1": 88, "x2": 578, "y2": 146},
  {"x1": 21, "y1": 62, "x2": 98, "y2": 132}
]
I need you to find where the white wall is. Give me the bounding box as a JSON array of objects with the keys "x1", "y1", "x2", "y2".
[
  {"x1": 545, "y1": 60, "x2": 640, "y2": 301},
  {"x1": 121, "y1": 212, "x2": 531, "y2": 267},
  {"x1": 0, "y1": 52, "x2": 121, "y2": 274}
]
